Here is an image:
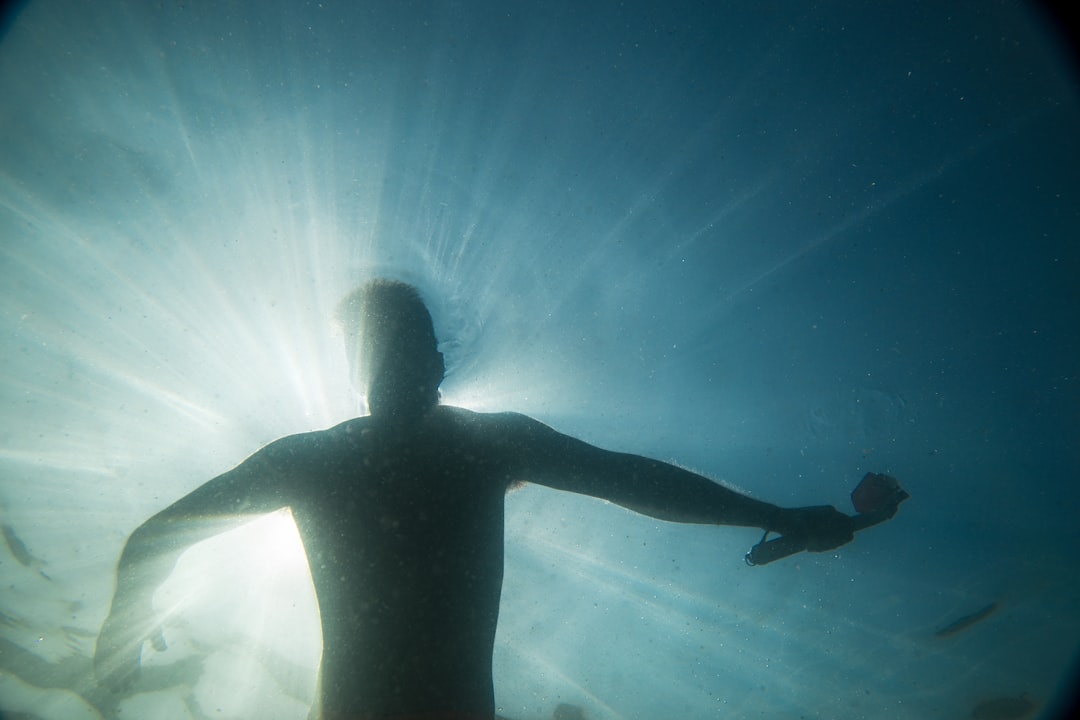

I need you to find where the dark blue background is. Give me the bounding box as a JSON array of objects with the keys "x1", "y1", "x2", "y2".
[{"x1": 1, "y1": 1, "x2": 1077, "y2": 718}]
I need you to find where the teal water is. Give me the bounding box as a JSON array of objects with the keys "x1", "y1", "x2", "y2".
[{"x1": 1, "y1": 2, "x2": 1078, "y2": 718}]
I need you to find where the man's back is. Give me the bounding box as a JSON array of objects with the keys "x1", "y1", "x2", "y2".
[{"x1": 280, "y1": 405, "x2": 516, "y2": 718}]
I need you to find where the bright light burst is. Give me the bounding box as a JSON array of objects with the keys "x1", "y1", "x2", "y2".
[
  {"x1": 2, "y1": 1, "x2": 1078, "y2": 719},
  {"x1": 152, "y1": 508, "x2": 321, "y2": 674}
]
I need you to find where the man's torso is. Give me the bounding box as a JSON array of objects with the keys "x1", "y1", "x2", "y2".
[{"x1": 275, "y1": 406, "x2": 519, "y2": 717}]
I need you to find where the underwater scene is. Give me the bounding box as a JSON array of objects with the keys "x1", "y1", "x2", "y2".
[{"x1": 0, "y1": 1, "x2": 1078, "y2": 719}]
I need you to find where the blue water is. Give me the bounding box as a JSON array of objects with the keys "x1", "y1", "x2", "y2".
[{"x1": 1, "y1": 1, "x2": 1078, "y2": 718}]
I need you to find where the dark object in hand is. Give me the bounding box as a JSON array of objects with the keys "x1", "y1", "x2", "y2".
[{"x1": 745, "y1": 472, "x2": 909, "y2": 566}]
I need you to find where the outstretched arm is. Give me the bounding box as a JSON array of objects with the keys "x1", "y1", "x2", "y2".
[
  {"x1": 501, "y1": 413, "x2": 852, "y2": 549},
  {"x1": 94, "y1": 441, "x2": 296, "y2": 693}
]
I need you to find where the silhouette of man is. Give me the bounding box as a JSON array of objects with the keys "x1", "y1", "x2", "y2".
[{"x1": 95, "y1": 279, "x2": 854, "y2": 719}]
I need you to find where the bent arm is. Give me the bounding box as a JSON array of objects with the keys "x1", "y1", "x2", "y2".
[
  {"x1": 503, "y1": 413, "x2": 783, "y2": 530},
  {"x1": 96, "y1": 441, "x2": 296, "y2": 688},
  {"x1": 115, "y1": 444, "x2": 295, "y2": 589}
]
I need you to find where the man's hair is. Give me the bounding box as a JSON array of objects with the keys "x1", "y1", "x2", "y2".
[{"x1": 336, "y1": 279, "x2": 437, "y2": 349}]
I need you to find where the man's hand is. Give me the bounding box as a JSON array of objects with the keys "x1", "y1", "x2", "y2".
[
  {"x1": 772, "y1": 505, "x2": 854, "y2": 552},
  {"x1": 94, "y1": 597, "x2": 157, "y2": 697}
]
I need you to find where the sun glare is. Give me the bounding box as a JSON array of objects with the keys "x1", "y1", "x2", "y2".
[{"x1": 148, "y1": 508, "x2": 322, "y2": 697}]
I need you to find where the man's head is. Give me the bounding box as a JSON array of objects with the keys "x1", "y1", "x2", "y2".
[{"x1": 337, "y1": 279, "x2": 445, "y2": 420}]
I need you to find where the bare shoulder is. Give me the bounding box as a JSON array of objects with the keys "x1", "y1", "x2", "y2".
[
  {"x1": 251, "y1": 417, "x2": 374, "y2": 463},
  {"x1": 432, "y1": 406, "x2": 578, "y2": 467},
  {"x1": 432, "y1": 405, "x2": 540, "y2": 435}
]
